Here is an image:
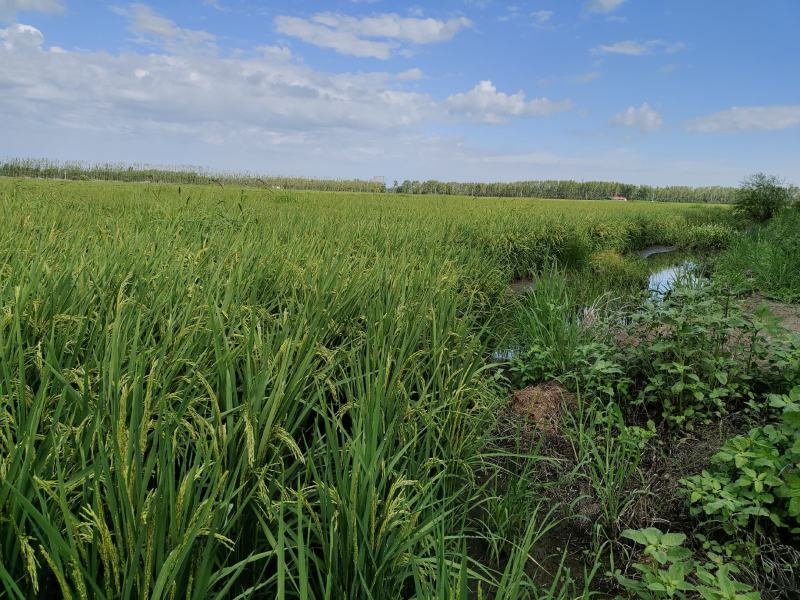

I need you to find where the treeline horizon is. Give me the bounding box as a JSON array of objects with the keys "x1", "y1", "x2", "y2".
[
  {"x1": 0, "y1": 158, "x2": 386, "y2": 193},
  {"x1": 1, "y1": 157, "x2": 738, "y2": 203},
  {"x1": 395, "y1": 179, "x2": 737, "y2": 203}
]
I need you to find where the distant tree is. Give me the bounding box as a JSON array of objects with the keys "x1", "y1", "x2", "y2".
[
  {"x1": 734, "y1": 173, "x2": 792, "y2": 222},
  {"x1": 790, "y1": 184, "x2": 800, "y2": 207}
]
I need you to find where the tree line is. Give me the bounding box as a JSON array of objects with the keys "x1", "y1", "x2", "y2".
[
  {"x1": 0, "y1": 159, "x2": 386, "y2": 193},
  {"x1": 394, "y1": 179, "x2": 737, "y2": 203},
  {"x1": 1, "y1": 158, "x2": 743, "y2": 203}
]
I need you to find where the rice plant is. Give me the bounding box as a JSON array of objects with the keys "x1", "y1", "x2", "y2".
[{"x1": 0, "y1": 177, "x2": 736, "y2": 598}]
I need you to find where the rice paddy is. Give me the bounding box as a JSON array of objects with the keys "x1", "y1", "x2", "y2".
[{"x1": 2, "y1": 178, "x2": 795, "y2": 599}]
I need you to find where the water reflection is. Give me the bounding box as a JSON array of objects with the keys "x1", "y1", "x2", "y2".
[{"x1": 648, "y1": 261, "x2": 699, "y2": 295}]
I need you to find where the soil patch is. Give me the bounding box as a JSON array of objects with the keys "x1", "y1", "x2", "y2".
[
  {"x1": 745, "y1": 296, "x2": 800, "y2": 336},
  {"x1": 510, "y1": 380, "x2": 576, "y2": 434},
  {"x1": 635, "y1": 419, "x2": 738, "y2": 528}
]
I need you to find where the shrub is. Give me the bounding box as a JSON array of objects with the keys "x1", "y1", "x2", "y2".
[
  {"x1": 613, "y1": 527, "x2": 759, "y2": 600},
  {"x1": 622, "y1": 286, "x2": 758, "y2": 429},
  {"x1": 681, "y1": 387, "x2": 800, "y2": 537},
  {"x1": 614, "y1": 285, "x2": 800, "y2": 429},
  {"x1": 734, "y1": 173, "x2": 791, "y2": 223}
]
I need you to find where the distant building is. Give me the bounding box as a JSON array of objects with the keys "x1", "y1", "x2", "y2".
[{"x1": 612, "y1": 194, "x2": 628, "y2": 201}]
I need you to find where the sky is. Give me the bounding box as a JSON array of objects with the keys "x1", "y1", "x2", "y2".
[{"x1": 1, "y1": 0, "x2": 798, "y2": 186}]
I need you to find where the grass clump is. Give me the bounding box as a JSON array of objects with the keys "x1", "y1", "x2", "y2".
[{"x1": 715, "y1": 208, "x2": 800, "y2": 301}]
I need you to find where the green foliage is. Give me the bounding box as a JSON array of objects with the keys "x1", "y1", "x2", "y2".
[
  {"x1": 0, "y1": 177, "x2": 751, "y2": 598},
  {"x1": 681, "y1": 223, "x2": 736, "y2": 250},
  {"x1": 589, "y1": 250, "x2": 649, "y2": 290},
  {"x1": 573, "y1": 342, "x2": 634, "y2": 402},
  {"x1": 614, "y1": 528, "x2": 759, "y2": 600},
  {"x1": 715, "y1": 208, "x2": 800, "y2": 301},
  {"x1": 396, "y1": 178, "x2": 737, "y2": 203},
  {"x1": 508, "y1": 269, "x2": 597, "y2": 384},
  {"x1": 0, "y1": 178, "x2": 738, "y2": 598},
  {"x1": 615, "y1": 285, "x2": 799, "y2": 429},
  {"x1": 682, "y1": 387, "x2": 800, "y2": 537},
  {"x1": 734, "y1": 173, "x2": 791, "y2": 222},
  {"x1": 0, "y1": 179, "x2": 499, "y2": 598},
  {"x1": 562, "y1": 400, "x2": 653, "y2": 541},
  {"x1": 0, "y1": 157, "x2": 387, "y2": 192},
  {"x1": 2, "y1": 159, "x2": 745, "y2": 203}
]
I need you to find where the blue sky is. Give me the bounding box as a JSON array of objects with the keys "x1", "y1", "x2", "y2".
[{"x1": 1, "y1": 0, "x2": 798, "y2": 185}]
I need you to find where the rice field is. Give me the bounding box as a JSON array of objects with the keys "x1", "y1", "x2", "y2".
[{"x1": 0, "y1": 178, "x2": 739, "y2": 598}]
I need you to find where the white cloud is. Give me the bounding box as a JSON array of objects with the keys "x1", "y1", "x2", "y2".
[
  {"x1": 1, "y1": 26, "x2": 777, "y2": 188},
  {"x1": 446, "y1": 80, "x2": 572, "y2": 124},
  {"x1": 274, "y1": 12, "x2": 471, "y2": 59},
  {"x1": 0, "y1": 21, "x2": 42, "y2": 48},
  {"x1": 570, "y1": 71, "x2": 601, "y2": 84},
  {"x1": 203, "y1": 0, "x2": 227, "y2": 11},
  {"x1": 396, "y1": 67, "x2": 423, "y2": 80},
  {"x1": 585, "y1": 0, "x2": 625, "y2": 14},
  {"x1": 540, "y1": 71, "x2": 602, "y2": 87},
  {"x1": 0, "y1": 21, "x2": 568, "y2": 164},
  {"x1": 0, "y1": 0, "x2": 63, "y2": 22},
  {"x1": 257, "y1": 45, "x2": 292, "y2": 61},
  {"x1": 112, "y1": 4, "x2": 217, "y2": 54},
  {"x1": 611, "y1": 102, "x2": 663, "y2": 133},
  {"x1": 0, "y1": 20, "x2": 440, "y2": 144},
  {"x1": 274, "y1": 16, "x2": 393, "y2": 59},
  {"x1": 498, "y1": 6, "x2": 553, "y2": 26},
  {"x1": 685, "y1": 106, "x2": 800, "y2": 133},
  {"x1": 532, "y1": 10, "x2": 553, "y2": 25},
  {"x1": 311, "y1": 12, "x2": 471, "y2": 44},
  {"x1": 593, "y1": 39, "x2": 686, "y2": 56},
  {"x1": 3, "y1": 12, "x2": 770, "y2": 187},
  {"x1": 665, "y1": 41, "x2": 686, "y2": 54},
  {"x1": 0, "y1": 24, "x2": 591, "y2": 183},
  {"x1": 593, "y1": 40, "x2": 650, "y2": 55}
]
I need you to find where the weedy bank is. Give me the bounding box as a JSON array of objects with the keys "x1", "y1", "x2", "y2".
[{"x1": 0, "y1": 178, "x2": 761, "y2": 598}]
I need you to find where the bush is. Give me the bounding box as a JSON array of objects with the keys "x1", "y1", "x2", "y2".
[
  {"x1": 734, "y1": 173, "x2": 791, "y2": 222},
  {"x1": 613, "y1": 527, "x2": 759, "y2": 600},
  {"x1": 622, "y1": 287, "x2": 760, "y2": 429},
  {"x1": 681, "y1": 387, "x2": 800, "y2": 537},
  {"x1": 610, "y1": 285, "x2": 800, "y2": 429}
]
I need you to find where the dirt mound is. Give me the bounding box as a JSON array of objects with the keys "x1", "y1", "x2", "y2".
[{"x1": 510, "y1": 380, "x2": 575, "y2": 433}]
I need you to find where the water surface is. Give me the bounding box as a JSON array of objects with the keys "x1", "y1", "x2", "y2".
[{"x1": 648, "y1": 261, "x2": 699, "y2": 295}]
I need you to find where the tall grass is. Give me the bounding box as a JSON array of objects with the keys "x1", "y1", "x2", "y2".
[
  {"x1": 714, "y1": 208, "x2": 800, "y2": 301},
  {"x1": 0, "y1": 178, "x2": 734, "y2": 598}
]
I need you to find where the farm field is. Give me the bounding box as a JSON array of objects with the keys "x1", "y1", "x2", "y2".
[{"x1": 1, "y1": 178, "x2": 798, "y2": 599}]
